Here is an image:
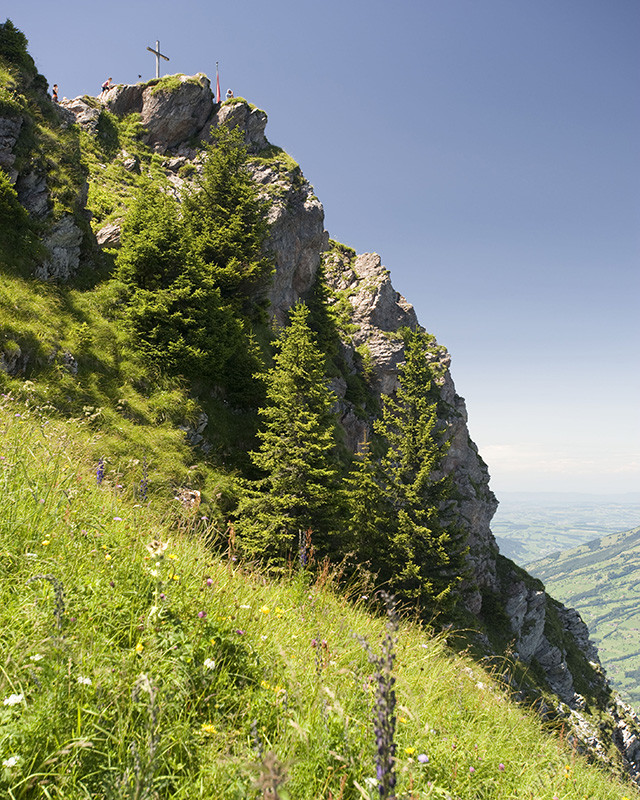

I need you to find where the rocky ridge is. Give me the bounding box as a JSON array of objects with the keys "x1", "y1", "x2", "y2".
[{"x1": 3, "y1": 71, "x2": 640, "y2": 785}]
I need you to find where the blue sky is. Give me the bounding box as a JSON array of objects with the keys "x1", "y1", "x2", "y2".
[{"x1": 4, "y1": 0, "x2": 639, "y2": 496}]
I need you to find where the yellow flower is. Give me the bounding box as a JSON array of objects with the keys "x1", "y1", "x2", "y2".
[
  {"x1": 135, "y1": 642, "x2": 144, "y2": 654},
  {"x1": 200, "y1": 723, "x2": 216, "y2": 735},
  {"x1": 399, "y1": 716, "x2": 407, "y2": 724},
  {"x1": 260, "y1": 606, "x2": 270, "y2": 614},
  {"x1": 41, "y1": 540, "x2": 50, "y2": 546},
  {"x1": 167, "y1": 553, "x2": 178, "y2": 560},
  {"x1": 172, "y1": 575, "x2": 179, "y2": 581},
  {"x1": 105, "y1": 553, "x2": 111, "y2": 560},
  {"x1": 405, "y1": 747, "x2": 416, "y2": 756}
]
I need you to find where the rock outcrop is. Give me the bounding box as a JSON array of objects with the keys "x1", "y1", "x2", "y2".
[{"x1": 101, "y1": 74, "x2": 213, "y2": 151}]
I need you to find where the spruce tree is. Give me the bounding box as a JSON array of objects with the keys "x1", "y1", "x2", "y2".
[
  {"x1": 182, "y1": 126, "x2": 273, "y2": 309},
  {"x1": 344, "y1": 329, "x2": 468, "y2": 612},
  {"x1": 116, "y1": 181, "x2": 250, "y2": 386},
  {"x1": 236, "y1": 302, "x2": 340, "y2": 562}
]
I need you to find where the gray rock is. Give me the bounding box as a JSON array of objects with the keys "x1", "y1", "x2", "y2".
[
  {"x1": 59, "y1": 97, "x2": 100, "y2": 133},
  {"x1": 140, "y1": 74, "x2": 213, "y2": 151},
  {"x1": 15, "y1": 169, "x2": 49, "y2": 218},
  {"x1": 103, "y1": 83, "x2": 145, "y2": 116},
  {"x1": 0, "y1": 114, "x2": 23, "y2": 174},
  {"x1": 206, "y1": 101, "x2": 268, "y2": 153},
  {"x1": 95, "y1": 221, "x2": 122, "y2": 248},
  {"x1": 35, "y1": 215, "x2": 84, "y2": 281}
]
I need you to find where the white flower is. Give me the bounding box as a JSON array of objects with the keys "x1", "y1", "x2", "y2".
[
  {"x1": 2, "y1": 755, "x2": 20, "y2": 768},
  {"x1": 29, "y1": 654, "x2": 44, "y2": 662},
  {"x1": 77, "y1": 676, "x2": 92, "y2": 686},
  {"x1": 3, "y1": 693, "x2": 24, "y2": 706},
  {"x1": 203, "y1": 658, "x2": 216, "y2": 670},
  {"x1": 239, "y1": 604, "x2": 251, "y2": 609}
]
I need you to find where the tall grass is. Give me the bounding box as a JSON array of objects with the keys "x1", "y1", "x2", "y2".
[{"x1": 0, "y1": 398, "x2": 638, "y2": 799}]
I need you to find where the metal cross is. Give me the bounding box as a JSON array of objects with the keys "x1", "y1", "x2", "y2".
[{"x1": 146, "y1": 40, "x2": 170, "y2": 79}]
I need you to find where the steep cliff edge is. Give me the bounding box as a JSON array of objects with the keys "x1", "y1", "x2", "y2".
[{"x1": 3, "y1": 60, "x2": 640, "y2": 783}]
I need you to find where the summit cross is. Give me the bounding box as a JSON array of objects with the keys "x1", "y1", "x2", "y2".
[{"x1": 146, "y1": 40, "x2": 170, "y2": 79}]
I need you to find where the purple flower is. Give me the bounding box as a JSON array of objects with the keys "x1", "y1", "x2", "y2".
[
  {"x1": 469, "y1": 766, "x2": 475, "y2": 774},
  {"x1": 113, "y1": 516, "x2": 122, "y2": 522},
  {"x1": 418, "y1": 754, "x2": 429, "y2": 764},
  {"x1": 235, "y1": 629, "x2": 245, "y2": 635},
  {"x1": 159, "y1": 593, "x2": 166, "y2": 600},
  {"x1": 96, "y1": 457, "x2": 105, "y2": 485},
  {"x1": 206, "y1": 578, "x2": 213, "y2": 586},
  {"x1": 198, "y1": 611, "x2": 206, "y2": 619},
  {"x1": 498, "y1": 763, "x2": 505, "y2": 771}
]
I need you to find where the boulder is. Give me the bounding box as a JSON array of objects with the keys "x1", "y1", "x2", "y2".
[
  {"x1": 59, "y1": 97, "x2": 100, "y2": 133},
  {"x1": 207, "y1": 101, "x2": 268, "y2": 152},
  {"x1": 95, "y1": 221, "x2": 122, "y2": 248},
  {"x1": 139, "y1": 74, "x2": 213, "y2": 151}
]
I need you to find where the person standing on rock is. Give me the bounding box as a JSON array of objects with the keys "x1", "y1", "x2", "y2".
[
  {"x1": 226, "y1": 88, "x2": 234, "y2": 100},
  {"x1": 52, "y1": 84, "x2": 58, "y2": 103},
  {"x1": 101, "y1": 77, "x2": 113, "y2": 95}
]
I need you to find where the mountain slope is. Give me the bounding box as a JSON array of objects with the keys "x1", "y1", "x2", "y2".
[{"x1": 3, "y1": 20, "x2": 640, "y2": 791}]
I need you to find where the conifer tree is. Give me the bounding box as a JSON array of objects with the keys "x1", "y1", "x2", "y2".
[
  {"x1": 344, "y1": 329, "x2": 468, "y2": 612},
  {"x1": 116, "y1": 181, "x2": 251, "y2": 386},
  {"x1": 182, "y1": 126, "x2": 273, "y2": 309},
  {"x1": 236, "y1": 302, "x2": 340, "y2": 562}
]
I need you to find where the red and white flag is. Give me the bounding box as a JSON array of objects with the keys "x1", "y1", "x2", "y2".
[{"x1": 216, "y1": 62, "x2": 221, "y2": 103}]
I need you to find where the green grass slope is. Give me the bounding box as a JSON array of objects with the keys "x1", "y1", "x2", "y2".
[
  {"x1": 1, "y1": 400, "x2": 639, "y2": 799},
  {"x1": 530, "y1": 528, "x2": 640, "y2": 708}
]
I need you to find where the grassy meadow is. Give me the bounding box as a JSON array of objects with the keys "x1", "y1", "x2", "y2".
[{"x1": 1, "y1": 398, "x2": 639, "y2": 799}]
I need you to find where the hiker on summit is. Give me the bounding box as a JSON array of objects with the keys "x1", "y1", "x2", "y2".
[
  {"x1": 226, "y1": 88, "x2": 234, "y2": 100},
  {"x1": 101, "y1": 77, "x2": 114, "y2": 94},
  {"x1": 52, "y1": 84, "x2": 58, "y2": 103}
]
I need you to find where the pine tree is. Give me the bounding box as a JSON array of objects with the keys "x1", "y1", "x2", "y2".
[{"x1": 236, "y1": 302, "x2": 340, "y2": 562}]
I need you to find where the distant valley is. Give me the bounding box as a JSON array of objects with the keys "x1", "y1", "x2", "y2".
[
  {"x1": 492, "y1": 492, "x2": 640, "y2": 565},
  {"x1": 528, "y1": 525, "x2": 640, "y2": 708}
]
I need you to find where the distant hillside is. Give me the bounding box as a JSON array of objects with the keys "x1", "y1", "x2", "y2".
[
  {"x1": 493, "y1": 493, "x2": 640, "y2": 564},
  {"x1": 530, "y1": 526, "x2": 640, "y2": 706}
]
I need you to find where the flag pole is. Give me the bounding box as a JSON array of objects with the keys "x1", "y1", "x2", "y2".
[{"x1": 216, "y1": 61, "x2": 221, "y2": 103}]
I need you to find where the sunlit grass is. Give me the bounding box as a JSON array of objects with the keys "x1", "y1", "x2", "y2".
[{"x1": 0, "y1": 399, "x2": 638, "y2": 799}]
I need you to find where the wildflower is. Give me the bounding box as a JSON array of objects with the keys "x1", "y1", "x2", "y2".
[
  {"x1": 203, "y1": 658, "x2": 215, "y2": 670},
  {"x1": 29, "y1": 654, "x2": 44, "y2": 662},
  {"x1": 404, "y1": 747, "x2": 415, "y2": 756},
  {"x1": 206, "y1": 578, "x2": 213, "y2": 586},
  {"x1": 260, "y1": 605, "x2": 270, "y2": 614},
  {"x1": 145, "y1": 540, "x2": 169, "y2": 558},
  {"x1": 201, "y1": 723, "x2": 216, "y2": 735},
  {"x1": 239, "y1": 604, "x2": 251, "y2": 609},
  {"x1": 418, "y1": 754, "x2": 429, "y2": 764},
  {"x1": 2, "y1": 756, "x2": 19, "y2": 768},
  {"x1": 113, "y1": 517, "x2": 122, "y2": 522},
  {"x1": 41, "y1": 540, "x2": 50, "y2": 546},
  {"x1": 498, "y1": 763, "x2": 505, "y2": 771},
  {"x1": 235, "y1": 629, "x2": 245, "y2": 635},
  {"x1": 198, "y1": 611, "x2": 206, "y2": 619},
  {"x1": 172, "y1": 575, "x2": 179, "y2": 581},
  {"x1": 469, "y1": 766, "x2": 475, "y2": 774},
  {"x1": 167, "y1": 553, "x2": 178, "y2": 560},
  {"x1": 105, "y1": 553, "x2": 111, "y2": 560},
  {"x1": 3, "y1": 693, "x2": 24, "y2": 706},
  {"x1": 96, "y1": 457, "x2": 105, "y2": 484},
  {"x1": 135, "y1": 643, "x2": 144, "y2": 654},
  {"x1": 77, "y1": 675, "x2": 92, "y2": 686}
]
